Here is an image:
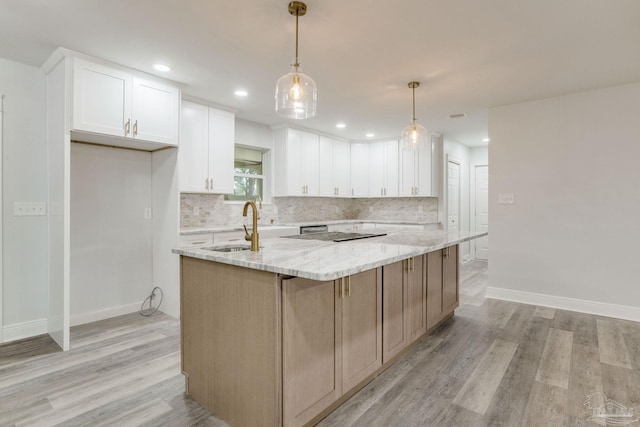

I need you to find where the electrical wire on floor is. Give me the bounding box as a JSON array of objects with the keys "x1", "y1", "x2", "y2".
[{"x1": 140, "y1": 286, "x2": 163, "y2": 316}]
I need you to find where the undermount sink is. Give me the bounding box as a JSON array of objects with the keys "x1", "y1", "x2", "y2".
[{"x1": 205, "y1": 245, "x2": 251, "y2": 252}]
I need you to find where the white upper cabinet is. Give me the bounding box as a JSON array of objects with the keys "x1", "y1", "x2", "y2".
[
  {"x1": 350, "y1": 143, "x2": 370, "y2": 197},
  {"x1": 274, "y1": 128, "x2": 319, "y2": 196},
  {"x1": 131, "y1": 77, "x2": 180, "y2": 145},
  {"x1": 399, "y1": 134, "x2": 437, "y2": 197},
  {"x1": 179, "y1": 101, "x2": 234, "y2": 194},
  {"x1": 369, "y1": 140, "x2": 399, "y2": 197},
  {"x1": 72, "y1": 58, "x2": 179, "y2": 149},
  {"x1": 319, "y1": 136, "x2": 350, "y2": 197}
]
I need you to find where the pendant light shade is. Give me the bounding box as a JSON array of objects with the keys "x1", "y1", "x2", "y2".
[
  {"x1": 401, "y1": 82, "x2": 429, "y2": 150},
  {"x1": 275, "y1": 1, "x2": 317, "y2": 120}
]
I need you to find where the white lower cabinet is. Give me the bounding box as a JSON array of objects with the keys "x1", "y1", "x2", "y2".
[
  {"x1": 178, "y1": 233, "x2": 214, "y2": 247},
  {"x1": 179, "y1": 101, "x2": 235, "y2": 194}
]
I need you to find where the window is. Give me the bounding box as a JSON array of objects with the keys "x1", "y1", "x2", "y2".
[{"x1": 224, "y1": 146, "x2": 264, "y2": 202}]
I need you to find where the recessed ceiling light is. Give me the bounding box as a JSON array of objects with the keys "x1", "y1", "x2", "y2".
[
  {"x1": 483, "y1": 138, "x2": 490, "y2": 142},
  {"x1": 336, "y1": 123, "x2": 346, "y2": 129},
  {"x1": 234, "y1": 90, "x2": 248, "y2": 97},
  {"x1": 449, "y1": 113, "x2": 467, "y2": 118},
  {"x1": 366, "y1": 133, "x2": 375, "y2": 138},
  {"x1": 153, "y1": 64, "x2": 170, "y2": 72}
]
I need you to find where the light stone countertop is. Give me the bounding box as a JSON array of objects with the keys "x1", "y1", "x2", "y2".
[
  {"x1": 180, "y1": 219, "x2": 442, "y2": 235},
  {"x1": 173, "y1": 228, "x2": 487, "y2": 281}
]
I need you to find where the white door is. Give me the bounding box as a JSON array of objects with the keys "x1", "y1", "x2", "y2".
[
  {"x1": 447, "y1": 160, "x2": 460, "y2": 231},
  {"x1": 474, "y1": 165, "x2": 489, "y2": 260},
  {"x1": 0, "y1": 98, "x2": 3, "y2": 342}
]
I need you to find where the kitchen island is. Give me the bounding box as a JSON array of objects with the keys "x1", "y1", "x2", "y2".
[{"x1": 173, "y1": 228, "x2": 487, "y2": 427}]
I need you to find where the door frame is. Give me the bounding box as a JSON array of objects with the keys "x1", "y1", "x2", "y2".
[
  {"x1": 446, "y1": 157, "x2": 461, "y2": 232},
  {"x1": 471, "y1": 162, "x2": 489, "y2": 261},
  {"x1": 1, "y1": 95, "x2": 4, "y2": 342}
]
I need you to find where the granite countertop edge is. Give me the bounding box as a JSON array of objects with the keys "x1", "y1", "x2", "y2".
[
  {"x1": 180, "y1": 220, "x2": 442, "y2": 235},
  {"x1": 173, "y1": 229, "x2": 487, "y2": 281}
]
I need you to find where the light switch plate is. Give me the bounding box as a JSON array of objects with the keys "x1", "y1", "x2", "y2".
[
  {"x1": 14, "y1": 202, "x2": 47, "y2": 216},
  {"x1": 498, "y1": 193, "x2": 515, "y2": 204}
]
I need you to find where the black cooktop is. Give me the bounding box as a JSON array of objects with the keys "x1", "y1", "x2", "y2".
[{"x1": 282, "y1": 231, "x2": 387, "y2": 242}]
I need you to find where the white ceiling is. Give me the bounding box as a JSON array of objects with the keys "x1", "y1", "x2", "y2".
[{"x1": 1, "y1": 0, "x2": 639, "y2": 147}]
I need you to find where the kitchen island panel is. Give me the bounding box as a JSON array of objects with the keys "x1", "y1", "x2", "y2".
[{"x1": 180, "y1": 257, "x2": 282, "y2": 427}]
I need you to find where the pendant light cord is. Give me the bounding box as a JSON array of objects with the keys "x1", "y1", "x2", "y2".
[
  {"x1": 412, "y1": 85, "x2": 417, "y2": 124},
  {"x1": 294, "y1": 12, "x2": 300, "y2": 68}
]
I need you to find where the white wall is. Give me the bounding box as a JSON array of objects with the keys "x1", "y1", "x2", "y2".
[
  {"x1": 470, "y1": 146, "x2": 488, "y2": 165},
  {"x1": 487, "y1": 82, "x2": 640, "y2": 321},
  {"x1": 70, "y1": 143, "x2": 153, "y2": 325},
  {"x1": 0, "y1": 58, "x2": 49, "y2": 341},
  {"x1": 443, "y1": 138, "x2": 471, "y2": 261},
  {"x1": 235, "y1": 118, "x2": 273, "y2": 150}
]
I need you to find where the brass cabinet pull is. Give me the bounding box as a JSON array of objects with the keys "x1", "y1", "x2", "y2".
[
  {"x1": 347, "y1": 276, "x2": 351, "y2": 297},
  {"x1": 124, "y1": 118, "x2": 131, "y2": 135},
  {"x1": 133, "y1": 120, "x2": 138, "y2": 136},
  {"x1": 339, "y1": 278, "x2": 344, "y2": 299}
]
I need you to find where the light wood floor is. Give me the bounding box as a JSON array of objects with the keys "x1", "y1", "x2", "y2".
[{"x1": 1, "y1": 261, "x2": 639, "y2": 426}]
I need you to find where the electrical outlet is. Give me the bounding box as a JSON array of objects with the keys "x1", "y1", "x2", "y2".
[
  {"x1": 418, "y1": 205, "x2": 423, "y2": 213},
  {"x1": 369, "y1": 206, "x2": 374, "y2": 213},
  {"x1": 144, "y1": 208, "x2": 152, "y2": 219},
  {"x1": 288, "y1": 207, "x2": 294, "y2": 215},
  {"x1": 498, "y1": 193, "x2": 515, "y2": 204},
  {"x1": 193, "y1": 206, "x2": 200, "y2": 216},
  {"x1": 14, "y1": 202, "x2": 47, "y2": 216}
]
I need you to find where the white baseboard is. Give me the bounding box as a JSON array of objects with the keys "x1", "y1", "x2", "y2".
[
  {"x1": 486, "y1": 287, "x2": 640, "y2": 323},
  {"x1": 2, "y1": 318, "x2": 48, "y2": 343},
  {"x1": 70, "y1": 303, "x2": 140, "y2": 327}
]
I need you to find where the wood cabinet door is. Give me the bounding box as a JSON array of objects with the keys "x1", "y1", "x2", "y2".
[
  {"x1": 72, "y1": 58, "x2": 131, "y2": 137},
  {"x1": 443, "y1": 245, "x2": 459, "y2": 313},
  {"x1": 131, "y1": 76, "x2": 179, "y2": 145},
  {"x1": 382, "y1": 261, "x2": 408, "y2": 363},
  {"x1": 341, "y1": 269, "x2": 382, "y2": 391},
  {"x1": 426, "y1": 249, "x2": 444, "y2": 329},
  {"x1": 282, "y1": 277, "x2": 342, "y2": 427},
  {"x1": 407, "y1": 255, "x2": 427, "y2": 342}
]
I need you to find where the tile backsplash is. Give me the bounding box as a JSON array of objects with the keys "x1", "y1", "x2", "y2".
[{"x1": 181, "y1": 194, "x2": 438, "y2": 228}]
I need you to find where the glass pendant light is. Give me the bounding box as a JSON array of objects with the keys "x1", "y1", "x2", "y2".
[
  {"x1": 401, "y1": 82, "x2": 428, "y2": 150},
  {"x1": 275, "y1": 1, "x2": 317, "y2": 120}
]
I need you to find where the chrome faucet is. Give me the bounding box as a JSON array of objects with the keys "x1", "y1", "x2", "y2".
[{"x1": 242, "y1": 201, "x2": 260, "y2": 251}]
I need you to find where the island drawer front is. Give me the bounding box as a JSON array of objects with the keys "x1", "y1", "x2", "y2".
[{"x1": 178, "y1": 233, "x2": 213, "y2": 247}]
